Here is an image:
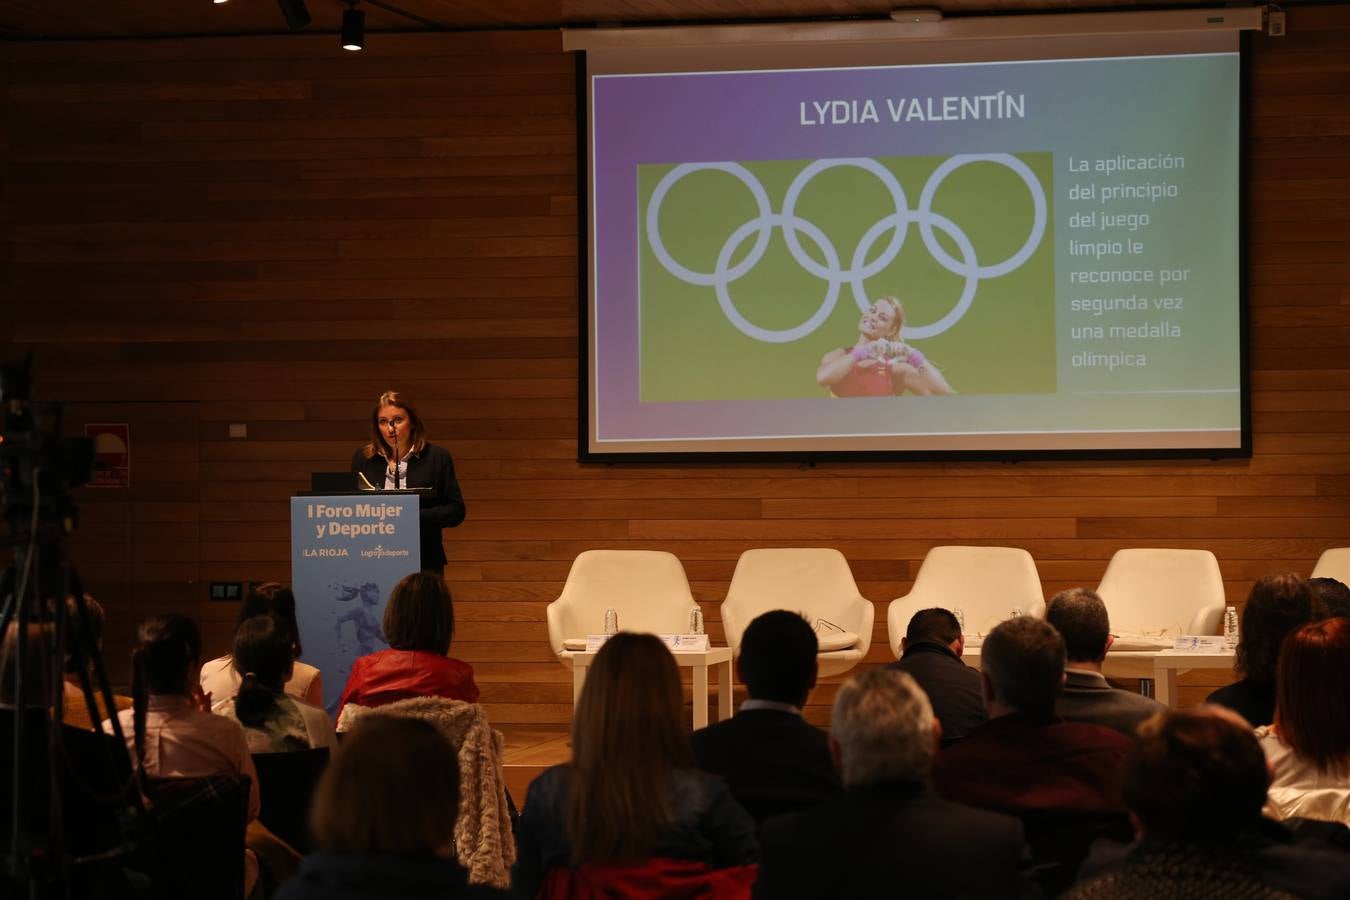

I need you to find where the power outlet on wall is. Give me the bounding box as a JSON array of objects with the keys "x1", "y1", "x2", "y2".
[{"x1": 209, "y1": 582, "x2": 243, "y2": 602}]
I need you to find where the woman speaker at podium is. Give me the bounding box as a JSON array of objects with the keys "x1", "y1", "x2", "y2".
[{"x1": 350, "y1": 390, "x2": 465, "y2": 576}]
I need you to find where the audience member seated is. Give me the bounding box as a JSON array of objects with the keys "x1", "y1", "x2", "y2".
[
  {"x1": 1206, "y1": 574, "x2": 1318, "y2": 727},
  {"x1": 934, "y1": 616, "x2": 1132, "y2": 894},
  {"x1": 337, "y1": 573, "x2": 477, "y2": 719},
  {"x1": 277, "y1": 715, "x2": 511, "y2": 900},
  {"x1": 1045, "y1": 589, "x2": 1163, "y2": 737},
  {"x1": 201, "y1": 582, "x2": 324, "y2": 707},
  {"x1": 213, "y1": 613, "x2": 337, "y2": 753},
  {"x1": 512, "y1": 632, "x2": 758, "y2": 900},
  {"x1": 1257, "y1": 617, "x2": 1350, "y2": 826},
  {"x1": 58, "y1": 594, "x2": 134, "y2": 730},
  {"x1": 889, "y1": 606, "x2": 987, "y2": 745},
  {"x1": 1309, "y1": 577, "x2": 1350, "y2": 620},
  {"x1": 1069, "y1": 707, "x2": 1350, "y2": 900},
  {"x1": 755, "y1": 668, "x2": 1033, "y2": 899},
  {"x1": 691, "y1": 610, "x2": 840, "y2": 824},
  {"x1": 335, "y1": 699, "x2": 514, "y2": 887},
  {"x1": 106, "y1": 614, "x2": 263, "y2": 894}
]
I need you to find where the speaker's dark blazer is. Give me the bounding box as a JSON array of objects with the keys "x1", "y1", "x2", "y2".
[
  {"x1": 691, "y1": 708, "x2": 841, "y2": 825},
  {"x1": 350, "y1": 442, "x2": 465, "y2": 570},
  {"x1": 754, "y1": 780, "x2": 1033, "y2": 900}
]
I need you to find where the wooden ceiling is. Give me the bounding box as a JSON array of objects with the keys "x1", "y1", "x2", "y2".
[{"x1": 0, "y1": 0, "x2": 1312, "y2": 41}]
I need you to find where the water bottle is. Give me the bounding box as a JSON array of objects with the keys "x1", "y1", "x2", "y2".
[
  {"x1": 688, "y1": 606, "x2": 704, "y2": 635},
  {"x1": 1010, "y1": 607, "x2": 1024, "y2": 619},
  {"x1": 953, "y1": 608, "x2": 966, "y2": 633},
  {"x1": 1223, "y1": 605, "x2": 1239, "y2": 649},
  {"x1": 604, "y1": 607, "x2": 618, "y2": 635}
]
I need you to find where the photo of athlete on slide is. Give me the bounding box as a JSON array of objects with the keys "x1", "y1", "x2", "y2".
[{"x1": 816, "y1": 296, "x2": 954, "y2": 397}]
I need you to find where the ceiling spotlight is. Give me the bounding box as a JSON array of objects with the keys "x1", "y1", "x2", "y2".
[
  {"x1": 341, "y1": 2, "x2": 365, "y2": 51},
  {"x1": 276, "y1": 0, "x2": 311, "y2": 30}
]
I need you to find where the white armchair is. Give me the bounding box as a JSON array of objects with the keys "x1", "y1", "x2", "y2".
[
  {"x1": 1311, "y1": 548, "x2": 1350, "y2": 583},
  {"x1": 721, "y1": 548, "x2": 874, "y2": 678},
  {"x1": 1095, "y1": 548, "x2": 1228, "y2": 650},
  {"x1": 886, "y1": 546, "x2": 1045, "y2": 658},
  {"x1": 545, "y1": 550, "x2": 697, "y2": 669}
]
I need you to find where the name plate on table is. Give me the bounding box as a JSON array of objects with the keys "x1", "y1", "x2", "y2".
[
  {"x1": 584, "y1": 634, "x2": 711, "y2": 652},
  {"x1": 1172, "y1": 635, "x2": 1231, "y2": 652}
]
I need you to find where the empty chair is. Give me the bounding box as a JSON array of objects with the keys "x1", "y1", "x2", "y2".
[
  {"x1": 251, "y1": 748, "x2": 330, "y2": 855},
  {"x1": 1095, "y1": 548, "x2": 1227, "y2": 649},
  {"x1": 721, "y1": 549, "x2": 873, "y2": 678},
  {"x1": 136, "y1": 773, "x2": 251, "y2": 900},
  {"x1": 886, "y1": 546, "x2": 1045, "y2": 658},
  {"x1": 1311, "y1": 548, "x2": 1350, "y2": 584},
  {"x1": 546, "y1": 550, "x2": 698, "y2": 668}
]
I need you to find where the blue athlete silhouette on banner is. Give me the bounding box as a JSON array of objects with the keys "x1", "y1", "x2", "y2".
[
  {"x1": 291, "y1": 495, "x2": 420, "y2": 715},
  {"x1": 332, "y1": 581, "x2": 386, "y2": 656}
]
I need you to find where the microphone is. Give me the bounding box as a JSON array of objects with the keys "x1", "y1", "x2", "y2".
[{"x1": 392, "y1": 429, "x2": 401, "y2": 491}]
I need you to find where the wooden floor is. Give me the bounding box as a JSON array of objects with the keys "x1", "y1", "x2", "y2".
[{"x1": 501, "y1": 724, "x2": 571, "y2": 802}]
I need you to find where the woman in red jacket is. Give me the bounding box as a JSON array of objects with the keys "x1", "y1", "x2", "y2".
[{"x1": 337, "y1": 573, "x2": 478, "y2": 720}]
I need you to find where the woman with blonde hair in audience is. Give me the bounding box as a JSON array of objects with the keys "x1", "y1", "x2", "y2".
[
  {"x1": 512, "y1": 632, "x2": 758, "y2": 899},
  {"x1": 201, "y1": 582, "x2": 324, "y2": 707},
  {"x1": 1257, "y1": 616, "x2": 1350, "y2": 825},
  {"x1": 213, "y1": 613, "x2": 336, "y2": 753},
  {"x1": 278, "y1": 715, "x2": 510, "y2": 900}
]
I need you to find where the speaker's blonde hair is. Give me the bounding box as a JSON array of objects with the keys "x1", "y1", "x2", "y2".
[{"x1": 362, "y1": 390, "x2": 428, "y2": 460}]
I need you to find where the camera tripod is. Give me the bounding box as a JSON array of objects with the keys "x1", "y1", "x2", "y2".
[{"x1": 2, "y1": 356, "x2": 144, "y2": 898}]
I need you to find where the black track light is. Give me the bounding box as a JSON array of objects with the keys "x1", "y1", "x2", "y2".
[
  {"x1": 341, "y1": 3, "x2": 365, "y2": 51},
  {"x1": 276, "y1": 0, "x2": 311, "y2": 30}
]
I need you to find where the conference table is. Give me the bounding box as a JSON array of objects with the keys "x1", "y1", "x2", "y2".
[
  {"x1": 960, "y1": 645, "x2": 1236, "y2": 707},
  {"x1": 570, "y1": 645, "x2": 734, "y2": 729}
]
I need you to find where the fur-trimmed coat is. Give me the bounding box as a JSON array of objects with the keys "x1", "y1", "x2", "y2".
[{"x1": 336, "y1": 697, "x2": 514, "y2": 888}]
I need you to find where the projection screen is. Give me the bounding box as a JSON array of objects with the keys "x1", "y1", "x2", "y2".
[{"x1": 576, "y1": 12, "x2": 1252, "y2": 461}]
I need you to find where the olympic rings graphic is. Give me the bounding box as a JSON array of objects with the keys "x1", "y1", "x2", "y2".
[{"x1": 644, "y1": 154, "x2": 1047, "y2": 343}]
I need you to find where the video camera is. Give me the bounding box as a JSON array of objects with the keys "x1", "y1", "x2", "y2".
[{"x1": 0, "y1": 354, "x2": 96, "y2": 548}]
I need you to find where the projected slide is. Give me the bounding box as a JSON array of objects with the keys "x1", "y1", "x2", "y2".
[{"x1": 587, "y1": 50, "x2": 1242, "y2": 456}]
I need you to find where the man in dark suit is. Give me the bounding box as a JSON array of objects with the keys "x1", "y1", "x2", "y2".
[
  {"x1": 755, "y1": 668, "x2": 1033, "y2": 899},
  {"x1": 889, "y1": 607, "x2": 987, "y2": 745},
  {"x1": 691, "y1": 610, "x2": 840, "y2": 824},
  {"x1": 1045, "y1": 588, "x2": 1163, "y2": 738}
]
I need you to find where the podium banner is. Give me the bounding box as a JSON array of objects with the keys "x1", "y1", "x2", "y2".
[{"x1": 290, "y1": 494, "x2": 421, "y2": 715}]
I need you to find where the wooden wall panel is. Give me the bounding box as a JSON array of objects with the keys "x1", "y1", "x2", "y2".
[{"x1": 2, "y1": 8, "x2": 1349, "y2": 725}]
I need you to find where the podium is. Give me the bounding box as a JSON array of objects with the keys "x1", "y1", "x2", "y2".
[{"x1": 290, "y1": 491, "x2": 422, "y2": 715}]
